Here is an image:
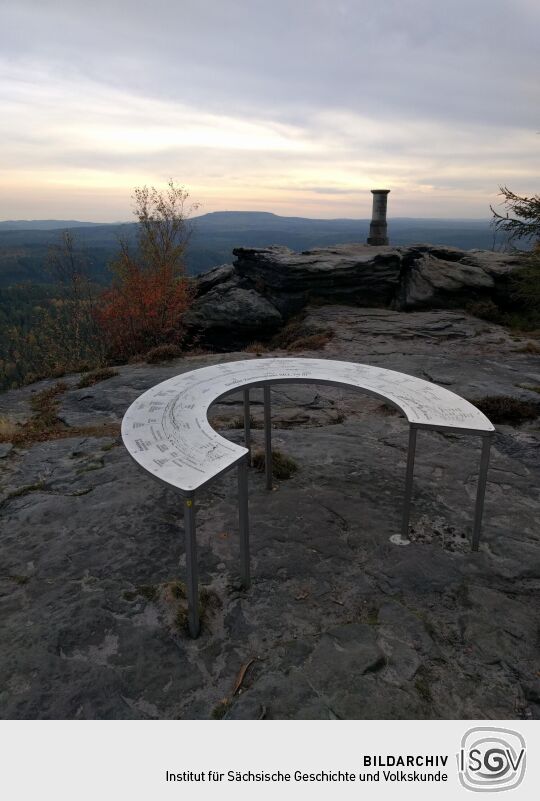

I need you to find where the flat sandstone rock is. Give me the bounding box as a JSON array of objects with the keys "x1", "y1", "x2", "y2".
[{"x1": 0, "y1": 305, "x2": 539, "y2": 720}]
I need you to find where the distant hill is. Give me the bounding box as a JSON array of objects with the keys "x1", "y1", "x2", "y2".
[
  {"x1": 0, "y1": 220, "x2": 108, "y2": 231},
  {"x1": 0, "y1": 211, "x2": 510, "y2": 288}
]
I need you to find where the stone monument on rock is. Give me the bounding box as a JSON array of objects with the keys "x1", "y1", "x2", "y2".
[{"x1": 367, "y1": 188, "x2": 390, "y2": 245}]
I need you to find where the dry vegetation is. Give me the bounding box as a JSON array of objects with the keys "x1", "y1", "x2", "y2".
[
  {"x1": 270, "y1": 314, "x2": 334, "y2": 351},
  {"x1": 252, "y1": 448, "x2": 299, "y2": 479},
  {"x1": 1, "y1": 182, "x2": 197, "y2": 390},
  {"x1": 0, "y1": 381, "x2": 120, "y2": 446},
  {"x1": 77, "y1": 367, "x2": 119, "y2": 389},
  {"x1": 123, "y1": 577, "x2": 221, "y2": 635},
  {"x1": 472, "y1": 395, "x2": 539, "y2": 425},
  {"x1": 143, "y1": 343, "x2": 184, "y2": 363},
  {"x1": 517, "y1": 341, "x2": 540, "y2": 354}
]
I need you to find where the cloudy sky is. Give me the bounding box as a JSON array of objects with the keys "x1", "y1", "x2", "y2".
[{"x1": 1, "y1": 0, "x2": 539, "y2": 221}]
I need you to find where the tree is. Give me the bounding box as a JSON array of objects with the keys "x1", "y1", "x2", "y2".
[
  {"x1": 3, "y1": 232, "x2": 106, "y2": 386},
  {"x1": 133, "y1": 181, "x2": 197, "y2": 273},
  {"x1": 95, "y1": 181, "x2": 198, "y2": 361},
  {"x1": 490, "y1": 186, "x2": 540, "y2": 326},
  {"x1": 490, "y1": 186, "x2": 540, "y2": 245},
  {"x1": 44, "y1": 231, "x2": 106, "y2": 365}
]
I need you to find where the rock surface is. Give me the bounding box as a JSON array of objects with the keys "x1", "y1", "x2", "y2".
[
  {"x1": 184, "y1": 284, "x2": 283, "y2": 348},
  {"x1": 184, "y1": 244, "x2": 525, "y2": 346},
  {"x1": 0, "y1": 307, "x2": 539, "y2": 720}
]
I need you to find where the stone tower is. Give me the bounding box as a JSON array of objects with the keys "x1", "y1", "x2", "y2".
[{"x1": 367, "y1": 189, "x2": 390, "y2": 246}]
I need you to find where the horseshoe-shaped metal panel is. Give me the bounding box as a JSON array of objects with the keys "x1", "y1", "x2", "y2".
[{"x1": 121, "y1": 357, "x2": 494, "y2": 493}]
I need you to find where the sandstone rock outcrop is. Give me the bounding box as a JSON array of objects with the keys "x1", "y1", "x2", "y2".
[{"x1": 184, "y1": 243, "x2": 525, "y2": 347}]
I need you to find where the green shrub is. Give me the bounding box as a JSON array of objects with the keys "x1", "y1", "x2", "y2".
[{"x1": 509, "y1": 249, "x2": 540, "y2": 329}]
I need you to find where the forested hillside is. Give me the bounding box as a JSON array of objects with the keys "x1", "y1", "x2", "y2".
[
  {"x1": 0, "y1": 211, "x2": 523, "y2": 391},
  {"x1": 0, "y1": 212, "x2": 504, "y2": 288}
]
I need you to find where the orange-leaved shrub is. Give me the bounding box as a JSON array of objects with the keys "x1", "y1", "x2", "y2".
[
  {"x1": 95, "y1": 181, "x2": 198, "y2": 361},
  {"x1": 95, "y1": 258, "x2": 194, "y2": 362}
]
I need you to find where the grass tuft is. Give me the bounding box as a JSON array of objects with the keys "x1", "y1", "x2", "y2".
[
  {"x1": 8, "y1": 574, "x2": 30, "y2": 585},
  {"x1": 517, "y1": 341, "x2": 540, "y2": 354},
  {"x1": 211, "y1": 698, "x2": 231, "y2": 720},
  {"x1": 252, "y1": 448, "x2": 299, "y2": 480},
  {"x1": 270, "y1": 315, "x2": 307, "y2": 349},
  {"x1": 0, "y1": 417, "x2": 19, "y2": 441},
  {"x1": 270, "y1": 310, "x2": 334, "y2": 352},
  {"x1": 414, "y1": 671, "x2": 433, "y2": 704},
  {"x1": 77, "y1": 368, "x2": 118, "y2": 389},
  {"x1": 466, "y1": 299, "x2": 503, "y2": 323},
  {"x1": 224, "y1": 414, "x2": 263, "y2": 430},
  {"x1": 244, "y1": 341, "x2": 267, "y2": 356},
  {"x1": 285, "y1": 332, "x2": 334, "y2": 351},
  {"x1": 143, "y1": 344, "x2": 183, "y2": 364}
]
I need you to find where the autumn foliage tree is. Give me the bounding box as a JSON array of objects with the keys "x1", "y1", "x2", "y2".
[{"x1": 95, "y1": 181, "x2": 197, "y2": 361}]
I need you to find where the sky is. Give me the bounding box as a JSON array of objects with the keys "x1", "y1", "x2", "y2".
[{"x1": 1, "y1": 0, "x2": 539, "y2": 221}]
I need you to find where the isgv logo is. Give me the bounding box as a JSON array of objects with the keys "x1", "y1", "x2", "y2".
[{"x1": 457, "y1": 727, "x2": 526, "y2": 792}]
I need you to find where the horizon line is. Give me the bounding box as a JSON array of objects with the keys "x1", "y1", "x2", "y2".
[{"x1": 0, "y1": 212, "x2": 495, "y2": 226}]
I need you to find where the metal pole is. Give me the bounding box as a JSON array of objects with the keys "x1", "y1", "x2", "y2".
[
  {"x1": 238, "y1": 456, "x2": 250, "y2": 588},
  {"x1": 400, "y1": 426, "x2": 417, "y2": 540},
  {"x1": 183, "y1": 495, "x2": 200, "y2": 638},
  {"x1": 264, "y1": 386, "x2": 272, "y2": 490},
  {"x1": 471, "y1": 435, "x2": 492, "y2": 552},
  {"x1": 243, "y1": 388, "x2": 251, "y2": 463}
]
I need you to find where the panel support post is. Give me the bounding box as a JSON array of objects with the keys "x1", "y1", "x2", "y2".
[
  {"x1": 243, "y1": 389, "x2": 251, "y2": 464},
  {"x1": 183, "y1": 495, "x2": 200, "y2": 638},
  {"x1": 471, "y1": 435, "x2": 492, "y2": 552},
  {"x1": 238, "y1": 456, "x2": 250, "y2": 588},
  {"x1": 401, "y1": 425, "x2": 417, "y2": 540},
  {"x1": 264, "y1": 386, "x2": 272, "y2": 490}
]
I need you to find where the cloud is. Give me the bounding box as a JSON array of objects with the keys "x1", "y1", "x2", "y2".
[{"x1": 0, "y1": 0, "x2": 539, "y2": 219}]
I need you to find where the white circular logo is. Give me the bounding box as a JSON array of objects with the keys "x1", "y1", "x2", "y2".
[{"x1": 458, "y1": 727, "x2": 526, "y2": 792}]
